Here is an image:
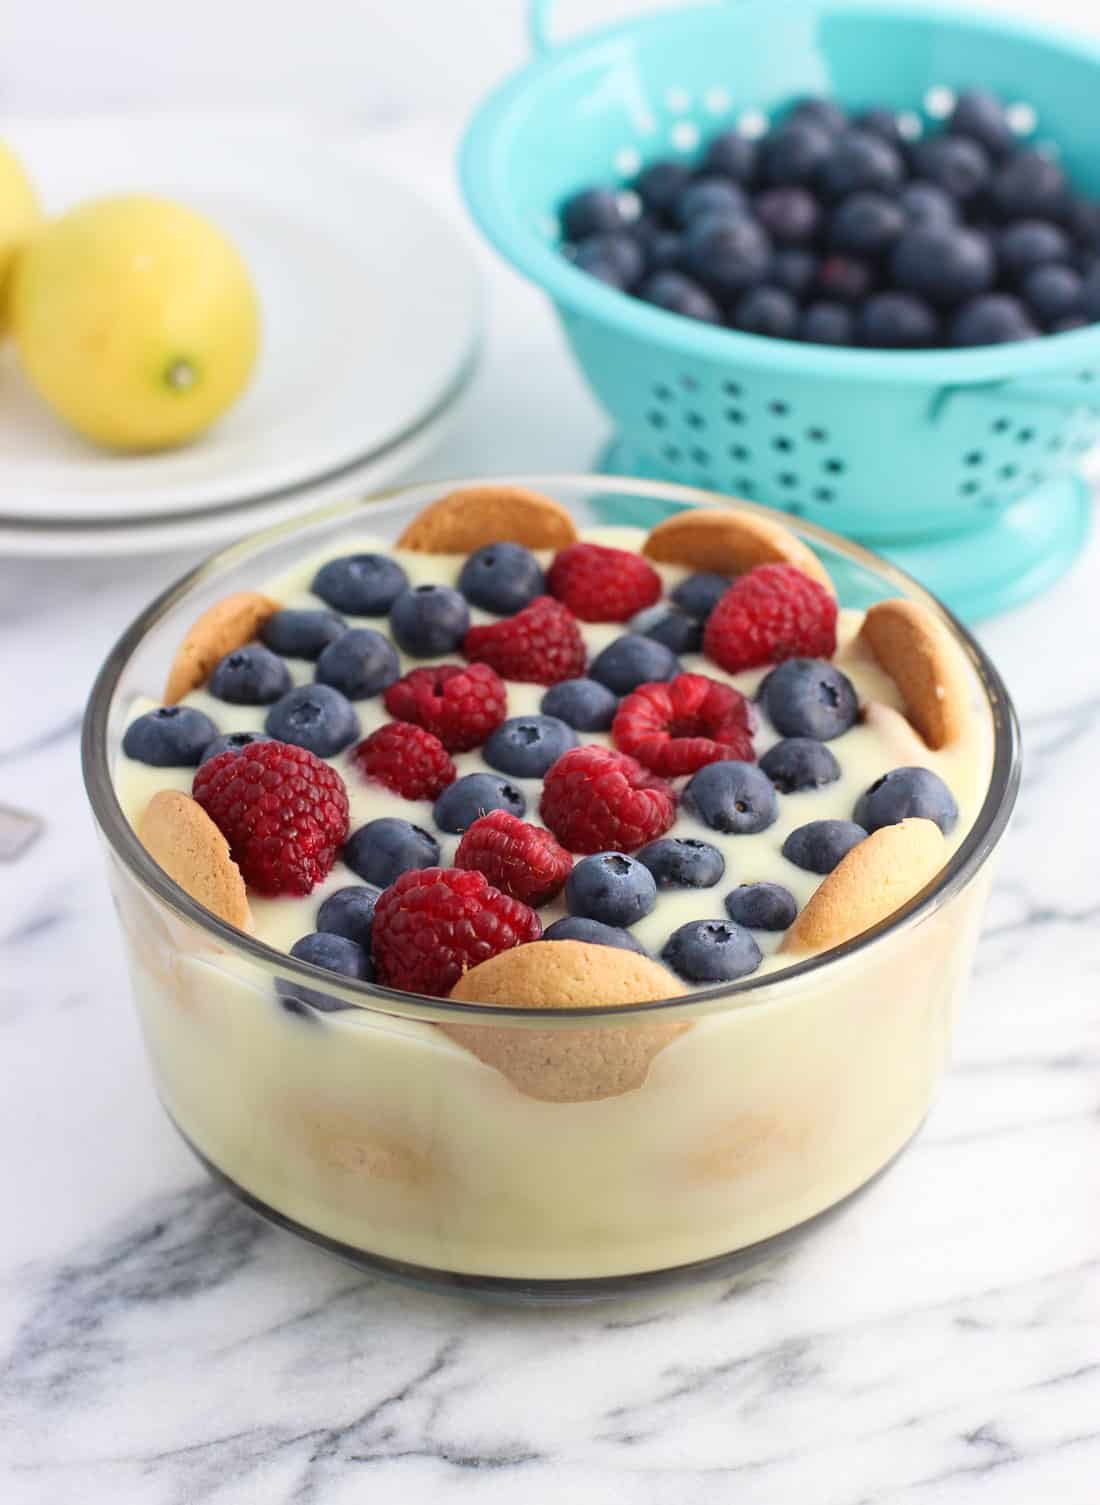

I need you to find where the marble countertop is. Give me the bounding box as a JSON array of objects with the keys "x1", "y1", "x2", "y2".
[{"x1": 1, "y1": 117, "x2": 1098, "y2": 1505}]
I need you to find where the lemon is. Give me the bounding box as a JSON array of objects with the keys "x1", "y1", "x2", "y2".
[
  {"x1": 0, "y1": 142, "x2": 41, "y2": 331},
  {"x1": 10, "y1": 194, "x2": 259, "y2": 451}
]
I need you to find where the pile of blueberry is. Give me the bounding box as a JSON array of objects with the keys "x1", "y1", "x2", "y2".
[{"x1": 559, "y1": 89, "x2": 1100, "y2": 348}]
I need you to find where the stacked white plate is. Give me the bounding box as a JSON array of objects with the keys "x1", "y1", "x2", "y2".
[{"x1": 0, "y1": 117, "x2": 482, "y2": 556}]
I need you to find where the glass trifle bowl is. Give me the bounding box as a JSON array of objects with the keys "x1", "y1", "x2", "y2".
[{"x1": 83, "y1": 476, "x2": 1019, "y2": 1300}]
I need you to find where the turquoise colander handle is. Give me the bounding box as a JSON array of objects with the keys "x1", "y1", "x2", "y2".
[
  {"x1": 529, "y1": 0, "x2": 563, "y2": 54},
  {"x1": 931, "y1": 372, "x2": 1100, "y2": 422},
  {"x1": 529, "y1": 0, "x2": 728, "y2": 54}
]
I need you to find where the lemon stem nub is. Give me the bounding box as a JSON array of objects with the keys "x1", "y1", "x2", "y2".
[{"x1": 165, "y1": 359, "x2": 197, "y2": 391}]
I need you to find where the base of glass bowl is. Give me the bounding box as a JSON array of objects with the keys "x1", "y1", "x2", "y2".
[
  {"x1": 173, "y1": 1115, "x2": 923, "y2": 1305},
  {"x1": 596, "y1": 439, "x2": 1091, "y2": 623}
]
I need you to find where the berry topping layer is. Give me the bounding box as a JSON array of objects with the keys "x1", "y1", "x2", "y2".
[{"x1": 116, "y1": 525, "x2": 989, "y2": 1002}]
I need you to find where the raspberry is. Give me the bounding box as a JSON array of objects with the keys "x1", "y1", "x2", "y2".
[
  {"x1": 546, "y1": 542, "x2": 662, "y2": 622},
  {"x1": 350, "y1": 722, "x2": 456, "y2": 800},
  {"x1": 383, "y1": 662, "x2": 506, "y2": 752},
  {"x1": 192, "y1": 740, "x2": 349, "y2": 897},
  {"x1": 612, "y1": 673, "x2": 755, "y2": 776},
  {"x1": 454, "y1": 811, "x2": 572, "y2": 907},
  {"x1": 371, "y1": 867, "x2": 542, "y2": 996},
  {"x1": 540, "y1": 745, "x2": 676, "y2": 854},
  {"x1": 704, "y1": 564, "x2": 837, "y2": 674},
  {"x1": 463, "y1": 596, "x2": 586, "y2": 685}
]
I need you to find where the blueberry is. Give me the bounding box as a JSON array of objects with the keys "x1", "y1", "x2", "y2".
[
  {"x1": 701, "y1": 130, "x2": 759, "y2": 185},
  {"x1": 759, "y1": 736, "x2": 841, "y2": 793},
  {"x1": 1082, "y1": 262, "x2": 1100, "y2": 320},
  {"x1": 950, "y1": 294, "x2": 1038, "y2": 346},
  {"x1": 989, "y1": 151, "x2": 1068, "y2": 222},
  {"x1": 316, "y1": 884, "x2": 382, "y2": 947},
  {"x1": 671, "y1": 572, "x2": 732, "y2": 620},
  {"x1": 890, "y1": 226, "x2": 994, "y2": 305},
  {"x1": 819, "y1": 130, "x2": 904, "y2": 198},
  {"x1": 817, "y1": 255, "x2": 875, "y2": 304},
  {"x1": 123, "y1": 705, "x2": 218, "y2": 767},
  {"x1": 265, "y1": 684, "x2": 360, "y2": 756},
  {"x1": 637, "y1": 836, "x2": 725, "y2": 889},
  {"x1": 542, "y1": 916, "x2": 647, "y2": 954},
  {"x1": 759, "y1": 659, "x2": 859, "y2": 740},
  {"x1": 661, "y1": 919, "x2": 762, "y2": 983},
  {"x1": 573, "y1": 232, "x2": 645, "y2": 289},
  {"x1": 541, "y1": 677, "x2": 619, "y2": 731},
  {"x1": 899, "y1": 181, "x2": 958, "y2": 228},
  {"x1": 458, "y1": 542, "x2": 545, "y2": 616},
  {"x1": 856, "y1": 107, "x2": 904, "y2": 146},
  {"x1": 910, "y1": 136, "x2": 991, "y2": 200},
  {"x1": 772, "y1": 248, "x2": 819, "y2": 299},
  {"x1": 998, "y1": 219, "x2": 1071, "y2": 278},
  {"x1": 733, "y1": 285, "x2": 799, "y2": 339},
  {"x1": 315, "y1": 628, "x2": 400, "y2": 699},
  {"x1": 483, "y1": 715, "x2": 577, "y2": 778},
  {"x1": 208, "y1": 644, "x2": 292, "y2": 705},
  {"x1": 1021, "y1": 264, "x2": 1082, "y2": 326},
  {"x1": 635, "y1": 159, "x2": 694, "y2": 215},
  {"x1": 724, "y1": 882, "x2": 798, "y2": 932},
  {"x1": 1067, "y1": 198, "x2": 1100, "y2": 250},
  {"x1": 343, "y1": 818, "x2": 439, "y2": 887},
  {"x1": 433, "y1": 772, "x2": 525, "y2": 835},
  {"x1": 683, "y1": 214, "x2": 772, "y2": 296},
  {"x1": 561, "y1": 186, "x2": 627, "y2": 240},
  {"x1": 754, "y1": 187, "x2": 819, "y2": 245},
  {"x1": 857, "y1": 291, "x2": 939, "y2": 348},
  {"x1": 261, "y1": 608, "x2": 346, "y2": 660},
  {"x1": 389, "y1": 585, "x2": 470, "y2": 658},
  {"x1": 853, "y1": 765, "x2": 959, "y2": 835},
  {"x1": 640, "y1": 270, "x2": 722, "y2": 324},
  {"x1": 829, "y1": 192, "x2": 904, "y2": 256},
  {"x1": 683, "y1": 760, "x2": 778, "y2": 835},
  {"x1": 639, "y1": 226, "x2": 685, "y2": 274},
  {"x1": 199, "y1": 730, "x2": 273, "y2": 765},
  {"x1": 280, "y1": 931, "x2": 372, "y2": 1016},
  {"x1": 1051, "y1": 312, "x2": 1089, "y2": 333},
  {"x1": 782, "y1": 819, "x2": 867, "y2": 873},
  {"x1": 312, "y1": 553, "x2": 408, "y2": 616},
  {"x1": 788, "y1": 97, "x2": 848, "y2": 136},
  {"x1": 565, "y1": 851, "x2": 657, "y2": 928},
  {"x1": 761, "y1": 121, "x2": 833, "y2": 187},
  {"x1": 589, "y1": 634, "x2": 680, "y2": 695},
  {"x1": 290, "y1": 932, "x2": 371, "y2": 984},
  {"x1": 672, "y1": 177, "x2": 748, "y2": 228},
  {"x1": 800, "y1": 300, "x2": 855, "y2": 345},
  {"x1": 633, "y1": 604, "x2": 703, "y2": 654},
  {"x1": 948, "y1": 89, "x2": 1016, "y2": 159}
]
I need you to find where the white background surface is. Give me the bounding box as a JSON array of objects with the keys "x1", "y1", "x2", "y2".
[
  {"x1": 5, "y1": 0, "x2": 1100, "y2": 121},
  {"x1": 1, "y1": 4, "x2": 1098, "y2": 1503}
]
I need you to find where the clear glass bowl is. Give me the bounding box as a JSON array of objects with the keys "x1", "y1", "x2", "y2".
[{"x1": 83, "y1": 476, "x2": 1020, "y2": 1301}]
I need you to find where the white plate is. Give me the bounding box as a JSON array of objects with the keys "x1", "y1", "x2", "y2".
[
  {"x1": 0, "y1": 377, "x2": 470, "y2": 557},
  {"x1": 0, "y1": 116, "x2": 481, "y2": 522}
]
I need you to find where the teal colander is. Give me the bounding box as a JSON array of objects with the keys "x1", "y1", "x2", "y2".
[{"x1": 460, "y1": 0, "x2": 1098, "y2": 618}]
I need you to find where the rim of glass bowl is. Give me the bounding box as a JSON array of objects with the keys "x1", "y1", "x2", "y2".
[
  {"x1": 459, "y1": 0, "x2": 1100, "y2": 379},
  {"x1": 82, "y1": 473, "x2": 1020, "y2": 1026}
]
